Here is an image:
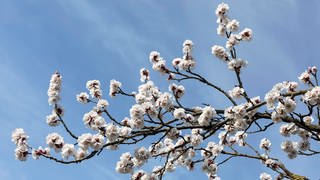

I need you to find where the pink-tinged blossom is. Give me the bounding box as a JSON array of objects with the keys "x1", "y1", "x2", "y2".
[{"x1": 32, "y1": 146, "x2": 50, "y2": 160}]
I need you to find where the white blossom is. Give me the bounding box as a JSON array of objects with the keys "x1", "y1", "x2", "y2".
[
  {"x1": 226, "y1": 19, "x2": 239, "y2": 32},
  {"x1": 76, "y1": 92, "x2": 89, "y2": 104},
  {"x1": 202, "y1": 159, "x2": 217, "y2": 174},
  {"x1": 91, "y1": 134, "x2": 105, "y2": 150},
  {"x1": 211, "y1": 45, "x2": 228, "y2": 61},
  {"x1": 215, "y1": 3, "x2": 229, "y2": 18},
  {"x1": 109, "y1": 79, "x2": 122, "y2": 97},
  {"x1": 86, "y1": 80, "x2": 102, "y2": 99},
  {"x1": 173, "y1": 108, "x2": 186, "y2": 119},
  {"x1": 260, "y1": 172, "x2": 272, "y2": 180},
  {"x1": 303, "y1": 86, "x2": 320, "y2": 106},
  {"x1": 97, "y1": 99, "x2": 109, "y2": 109},
  {"x1": 116, "y1": 152, "x2": 134, "y2": 174},
  {"x1": 298, "y1": 71, "x2": 311, "y2": 84},
  {"x1": 46, "y1": 133, "x2": 64, "y2": 152},
  {"x1": 227, "y1": 59, "x2": 248, "y2": 70},
  {"x1": 47, "y1": 72, "x2": 62, "y2": 105},
  {"x1": 105, "y1": 123, "x2": 119, "y2": 141},
  {"x1": 46, "y1": 113, "x2": 60, "y2": 126},
  {"x1": 15, "y1": 145, "x2": 29, "y2": 161},
  {"x1": 61, "y1": 144, "x2": 75, "y2": 159},
  {"x1": 240, "y1": 28, "x2": 253, "y2": 41},
  {"x1": 12, "y1": 128, "x2": 28, "y2": 146},
  {"x1": 140, "y1": 68, "x2": 150, "y2": 82},
  {"x1": 226, "y1": 34, "x2": 240, "y2": 49},
  {"x1": 260, "y1": 138, "x2": 271, "y2": 151},
  {"x1": 198, "y1": 106, "x2": 216, "y2": 126},
  {"x1": 229, "y1": 87, "x2": 244, "y2": 99},
  {"x1": 77, "y1": 133, "x2": 93, "y2": 151}
]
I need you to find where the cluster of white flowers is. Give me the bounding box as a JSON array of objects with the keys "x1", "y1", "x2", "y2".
[
  {"x1": 86, "y1": 80, "x2": 102, "y2": 99},
  {"x1": 149, "y1": 51, "x2": 168, "y2": 74},
  {"x1": 169, "y1": 83, "x2": 185, "y2": 98},
  {"x1": 83, "y1": 110, "x2": 106, "y2": 131},
  {"x1": 130, "y1": 104, "x2": 145, "y2": 129},
  {"x1": 298, "y1": 66, "x2": 317, "y2": 84},
  {"x1": 228, "y1": 86, "x2": 244, "y2": 99},
  {"x1": 190, "y1": 129, "x2": 203, "y2": 146},
  {"x1": 201, "y1": 142, "x2": 223, "y2": 158},
  {"x1": 46, "y1": 72, "x2": 65, "y2": 126},
  {"x1": 12, "y1": 128, "x2": 29, "y2": 161},
  {"x1": 133, "y1": 147, "x2": 150, "y2": 167},
  {"x1": 171, "y1": 40, "x2": 196, "y2": 71},
  {"x1": 224, "y1": 97, "x2": 260, "y2": 130},
  {"x1": 279, "y1": 123, "x2": 311, "y2": 159},
  {"x1": 77, "y1": 133, "x2": 105, "y2": 152},
  {"x1": 116, "y1": 152, "x2": 134, "y2": 174},
  {"x1": 303, "y1": 86, "x2": 320, "y2": 106},
  {"x1": 198, "y1": 106, "x2": 216, "y2": 126},
  {"x1": 155, "y1": 92, "x2": 173, "y2": 110},
  {"x1": 47, "y1": 72, "x2": 62, "y2": 105},
  {"x1": 202, "y1": 159, "x2": 218, "y2": 178},
  {"x1": 212, "y1": 2, "x2": 252, "y2": 72},
  {"x1": 265, "y1": 81, "x2": 298, "y2": 108},
  {"x1": 109, "y1": 79, "x2": 122, "y2": 97},
  {"x1": 281, "y1": 140, "x2": 299, "y2": 159}
]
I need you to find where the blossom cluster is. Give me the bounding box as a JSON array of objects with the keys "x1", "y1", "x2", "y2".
[
  {"x1": 212, "y1": 3, "x2": 252, "y2": 71},
  {"x1": 11, "y1": 128, "x2": 29, "y2": 161},
  {"x1": 46, "y1": 72, "x2": 64, "y2": 127}
]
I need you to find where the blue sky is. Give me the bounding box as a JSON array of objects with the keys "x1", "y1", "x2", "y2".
[{"x1": 2, "y1": 0, "x2": 320, "y2": 179}]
